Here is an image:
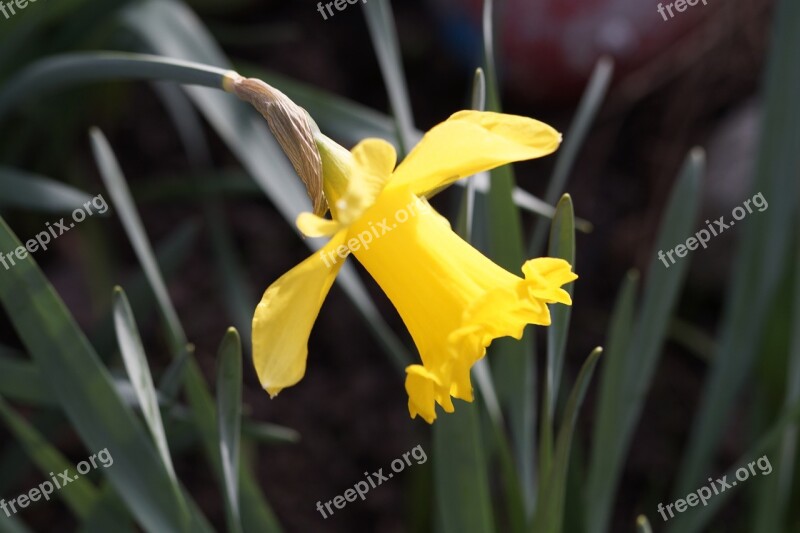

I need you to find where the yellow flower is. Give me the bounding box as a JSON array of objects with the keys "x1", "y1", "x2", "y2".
[{"x1": 252, "y1": 110, "x2": 577, "y2": 423}]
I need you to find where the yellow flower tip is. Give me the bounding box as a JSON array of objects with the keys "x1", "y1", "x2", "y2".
[
  {"x1": 436, "y1": 389, "x2": 456, "y2": 413},
  {"x1": 522, "y1": 258, "x2": 578, "y2": 303},
  {"x1": 265, "y1": 386, "x2": 282, "y2": 399},
  {"x1": 405, "y1": 365, "x2": 441, "y2": 424},
  {"x1": 448, "y1": 360, "x2": 475, "y2": 402}
]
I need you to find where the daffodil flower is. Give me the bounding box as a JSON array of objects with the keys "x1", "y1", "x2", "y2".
[{"x1": 252, "y1": 110, "x2": 577, "y2": 423}]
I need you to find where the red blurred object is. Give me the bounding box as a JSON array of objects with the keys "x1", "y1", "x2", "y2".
[{"x1": 431, "y1": 0, "x2": 714, "y2": 101}]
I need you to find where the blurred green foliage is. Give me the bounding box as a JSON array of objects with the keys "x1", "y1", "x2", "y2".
[{"x1": 0, "y1": 0, "x2": 797, "y2": 532}]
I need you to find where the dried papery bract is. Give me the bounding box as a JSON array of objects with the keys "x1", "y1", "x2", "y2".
[{"x1": 224, "y1": 72, "x2": 327, "y2": 216}]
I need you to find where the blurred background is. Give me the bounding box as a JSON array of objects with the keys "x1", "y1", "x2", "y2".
[{"x1": 0, "y1": 0, "x2": 795, "y2": 532}]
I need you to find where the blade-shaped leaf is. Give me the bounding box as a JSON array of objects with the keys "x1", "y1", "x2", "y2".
[
  {"x1": 0, "y1": 166, "x2": 95, "y2": 213},
  {"x1": 667, "y1": 399, "x2": 800, "y2": 533},
  {"x1": 0, "y1": 395, "x2": 99, "y2": 518},
  {"x1": 217, "y1": 328, "x2": 243, "y2": 533},
  {"x1": 0, "y1": 346, "x2": 48, "y2": 406},
  {"x1": 433, "y1": 404, "x2": 495, "y2": 533},
  {"x1": 587, "y1": 149, "x2": 704, "y2": 533},
  {"x1": 0, "y1": 515, "x2": 33, "y2": 533},
  {"x1": 636, "y1": 516, "x2": 653, "y2": 533},
  {"x1": 538, "y1": 195, "x2": 576, "y2": 479},
  {"x1": 113, "y1": 286, "x2": 179, "y2": 484},
  {"x1": 362, "y1": 0, "x2": 417, "y2": 154},
  {"x1": 528, "y1": 57, "x2": 613, "y2": 254},
  {"x1": 88, "y1": 121, "x2": 281, "y2": 531},
  {"x1": 91, "y1": 128, "x2": 187, "y2": 354},
  {"x1": 675, "y1": 0, "x2": 800, "y2": 496},
  {"x1": 0, "y1": 216, "x2": 191, "y2": 533},
  {"x1": 0, "y1": 52, "x2": 230, "y2": 122},
  {"x1": 531, "y1": 347, "x2": 602, "y2": 533},
  {"x1": 78, "y1": 484, "x2": 136, "y2": 533}
]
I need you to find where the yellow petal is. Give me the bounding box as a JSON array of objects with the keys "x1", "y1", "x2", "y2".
[
  {"x1": 252, "y1": 230, "x2": 347, "y2": 397},
  {"x1": 316, "y1": 135, "x2": 396, "y2": 225},
  {"x1": 335, "y1": 139, "x2": 396, "y2": 224},
  {"x1": 352, "y1": 138, "x2": 397, "y2": 178},
  {"x1": 390, "y1": 110, "x2": 561, "y2": 196},
  {"x1": 296, "y1": 212, "x2": 342, "y2": 238},
  {"x1": 405, "y1": 364, "x2": 441, "y2": 423},
  {"x1": 522, "y1": 258, "x2": 578, "y2": 305}
]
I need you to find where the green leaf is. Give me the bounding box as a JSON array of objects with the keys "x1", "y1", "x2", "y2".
[
  {"x1": 667, "y1": 399, "x2": 800, "y2": 533},
  {"x1": 217, "y1": 328, "x2": 244, "y2": 533},
  {"x1": 206, "y1": 203, "x2": 254, "y2": 353},
  {"x1": 0, "y1": 52, "x2": 230, "y2": 122},
  {"x1": 89, "y1": 118, "x2": 281, "y2": 531},
  {"x1": 454, "y1": 68, "x2": 525, "y2": 532},
  {"x1": 91, "y1": 128, "x2": 188, "y2": 354},
  {"x1": 0, "y1": 166, "x2": 95, "y2": 213},
  {"x1": 528, "y1": 57, "x2": 613, "y2": 254},
  {"x1": 0, "y1": 395, "x2": 99, "y2": 518},
  {"x1": 743, "y1": 234, "x2": 800, "y2": 531},
  {"x1": 587, "y1": 149, "x2": 704, "y2": 533},
  {"x1": 241, "y1": 420, "x2": 300, "y2": 445},
  {"x1": 587, "y1": 269, "x2": 638, "y2": 529},
  {"x1": 433, "y1": 404, "x2": 495, "y2": 533},
  {"x1": 153, "y1": 80, "x2": 255, "y2": 355},
  {"x1": 0, "y1": 515, "x2": 33, "y2": 533},
  {"x1": 158, "y1": 348, "x2": 192, "y2": 402},
  {"x1": 112, "y1": 287, "x2": 179, "y2": 485},
  {"x1": 675, "y1": 0, "x2": 800, "y2": 496},
  {"x1": 0, "y1": 346, "x2": 48, "y2": 406},
  {"x1": 479, "y1": 0, "x2": 537, "y2": 513},
  {"x1": 362, "y1": 0, "x2": 416, "y2": 154},
  {"x1": 455, "y1": 68, "x2": 485, "y2": 243},
  {"x1": 78, "y1": 484, "x2": 136, "y2": 533},
  {"x1": 538, "y1": 194, "x2": 576, "y2": 480},
  {"x1": 92, "y1": 118, "x2": 280, "y2": 532},
  {"x1": 88, "y1": 220, "x2": 200, "y2": 358},
  {"x1": 0, "y1": 347, "x2": 179, "y2": 412},
  {"x1": 0, "y1": 216, "x2": 191, "y2": 532},
  {"x1": 531, "y1": 347, "x2": 602, "y2": 533}
]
